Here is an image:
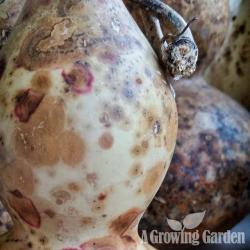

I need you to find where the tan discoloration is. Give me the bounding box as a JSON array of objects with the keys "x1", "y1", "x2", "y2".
[
  {"x1": 98, "y1": 132, "x2": 114, "y2": 150},
  {"x1": 131, "y1": 143, "x2": 149, "y2": 158},
  {"x1": 109, "y1": 208, "x2": 142, "y2": 235},
  {"x1": 37, "y1": 19, "x2": 77, "y2": 52},
  {"x1": 68, "y1": 182, "x2": 81, "y2": 192},
  {"x1": 16, "y1": 17, "x2": 84, "y2": 70},
  {"x1": 60, "y1": 130, "x2": 85, "y2": 167},
  {"x1": 143, "y1": 161, "x2": 165, "y2": 195},
  {"x1": 129, "y1": 163, "x2": 143, "y2": 177},
  {"x1": 31, "y1": 71, "x2": 52, "y2": 92},
  {"x1": 14, "y1": 96, "x2": 65, "y2": 167},
  {"x1": 2, "y1": 159, "x2": 34, "y2": 195}
]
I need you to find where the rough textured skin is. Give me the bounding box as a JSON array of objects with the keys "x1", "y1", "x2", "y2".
[
  {"x1": 0, "y1": 0, "x2": 26, "y2": 49},
  {"x1": 124, "y1": 0, "x2": 229, "y2": 72},
  {"x1": 205, "y1": 0, "x2": 250, "y2": 110},
  {"x1": 139, "y1": 77, "x2": 250, "y2": 249},
  {"x1": 0, "y1": 0, "x2": 177, "y2": 249}
]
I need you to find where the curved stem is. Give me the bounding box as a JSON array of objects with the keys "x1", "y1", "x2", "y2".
[{"x1": 130, "y1": 0, "x2": 194, "y2": 41}]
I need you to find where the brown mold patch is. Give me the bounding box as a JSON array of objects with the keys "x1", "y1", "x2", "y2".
[
  {"x1": 15, "y1": 89, "x2": 45, "y2": 123},
  {"x1": 3, "y1": 159, "x2": 34, "y2": 195},
  {"x1": 98, "y1": 132, "x2": 114, "y2": 150},
  {"x1": 109, "y1": 208, "x2": 142, "y2": 235},
  {"x1": 31, "y1": 71, "x2": 51, "y2": 92},
  {"x1": 98, "y1": 193, "x2": 107, "y2": 201},
  {"x1": 68, "y1": 182, "x2": 80, "y2": 192},
  {"x1": 129, "y1": 163, "x2": 143, "y2": 177},
  {"x1": 80, "y1": 216, "x2": 96, "y2": 228},
  {"x1": 44, "y1": 209, "x2": 56, "y2": 218},
  {"x1": 51, "y1": 189, "x2": 71, "y2": 205},
  {"x1": 16, "y1": 17, "x2": 83, "y2": 70},
  {"x1": 143, "y1": 161, "x2": 165, "y2": 195},
  {"x1": 131, "y1": 141, "x2": 149, "y2": 158},
  {"x1": 8, "y1": 190, "x2": 41, "y2": 228},
  {"x1": 14, "y1": 96, "x2": 65, "y2": 166},
  {"x1": 59, "y1": 131, "x2": 85, "y2": 167}
]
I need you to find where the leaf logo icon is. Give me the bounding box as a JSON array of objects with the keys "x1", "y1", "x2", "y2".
[
  {"x1": 166, "y1": 218, "x2": 183, "y2": 231},
  {"x1": 182, "y1": 211, "x2": 206, "y2": 230}
]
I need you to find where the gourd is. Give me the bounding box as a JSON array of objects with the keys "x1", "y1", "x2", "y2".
[
  {"x1": 0, "y1": 0, "x2": 184, "y2": 249},
  {"x1": 0, "y1": 0, "x2": 26, "y2": 49},
  {"x1": 140, "y1": 77, "x2": 250, "y2": 249},
  {"x1": 205, "y1": 0, "x2": 250, "y2": 110}
]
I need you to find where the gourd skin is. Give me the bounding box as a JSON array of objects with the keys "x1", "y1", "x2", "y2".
[
  {"x1": 0, "y1": 0, "x2": 177, "y2": 249},
  {"x1": 140, "y1": 77, "x2": 250, "y2": 249},
  {"x1": 0, "y1": 0, "x2": 26, "y2": 49},
  {"x1": 205, "y1": 0, "x2": 250, "y2": 110}
]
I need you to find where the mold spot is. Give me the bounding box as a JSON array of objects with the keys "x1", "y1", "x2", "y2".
[
  {"x1": 129, "y1": 163, "x2": 143, "y2": 177},
  {"x1": 51, "y1": 189, "x2": 71, "y2": 205},
  {"x1": 122, "y1": 87, "x2": 134, "y2": 101},
  {"x1": 143, "y1": 161, "x2": 165, "y2": 196},
  {"x1": 86, "y1": 173, "x2": 98, "y2": 186},
  {"x1": 31, "y1": 71, "x2": 51, "y2": 92},
  {"x1": 99, "y1": 112, "x2": 111, "y2": 128},
  {"x1": 68, "y1": 182, "x2": 80, "y2": 192},
  {"x1": 98, "y1": 50, "x2": 118, "y2": 64},
  {"x1": 44, "y1": 209, "x2": 56, "y2": 218},
  {"x1": 62, "y1": 62, "x2": 94, "y2": 95},
  {"x1": 98, "y1": 132, "x2": 114, "y2": 150},
  {"x1": 131, "y1": 143, "x2": 149, "y2": 158},
  {"x1": 15, "y1": 89, "x2": 45, "y2": 123},
  {"x1": 80, "y1": 217, "x2": 95, "y2": 227},
  {"x1": 109, "y1": 208, "x2": 142, "y2": 235},
  {"x1": 110, "y1": 105, "x2": 124, "y2": 122},
  {"x1": 80, "y1": 236, "x2": 117, "y2": 250},
  {"x1": 8, "y1": 190, "x2": 41, "y2": 228},
  {"x1": 136, "y1": 78, "x2": 143, "y2": 85},
  {"x1": 98, "y1": 193, "x2": 107, "y2": 201},
  {"x1": 60, "y1": 131, "x2": 85, "y2": 167}
]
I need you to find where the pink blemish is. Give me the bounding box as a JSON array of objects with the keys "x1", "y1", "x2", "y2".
[
  {"x1": 62, "y1": 62, "x2": 94, "y2": 95},
  {"x1": 9, "y1": 190, "x2": 41, "y2": 228},
  {"x1": 15, "y1": 89, "x2": 44, "y2": 122}
]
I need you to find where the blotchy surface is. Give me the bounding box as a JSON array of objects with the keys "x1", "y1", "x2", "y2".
[{"x1": 139, "y1": 77, "x2": 250, "y2": 249}]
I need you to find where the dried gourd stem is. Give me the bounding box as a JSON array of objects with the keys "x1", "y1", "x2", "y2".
[
  {"x1": 160, "y1": 17, "x2": 198, "y2": 43},
  {"x1": 130, "y1": 0, "x2": 194, "y2": 39},
  {"x1": 130, "y1": 0, "x2": 198, "y2": 79}
]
